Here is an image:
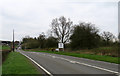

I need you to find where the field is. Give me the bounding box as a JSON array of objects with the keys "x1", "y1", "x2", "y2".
[{"x1": 2, "y1": 52, "x2": 41, "y2": 74}]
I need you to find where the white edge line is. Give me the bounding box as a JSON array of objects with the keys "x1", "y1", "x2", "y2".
[
  {"x1": 40, "y1": 53, "x2": 119, "y2": 75},
  {"x1": 76, "y1": 62, "x2": 119, "y2": 75},
  {"x1": 60, "y1": 57, "x2": 119, "y2": 75},
  {"x1": 21, "y1": 51, "x2": 119, "y2": 75},
  {"x1": 20, "y1": 52, "x2": 53, "y2": 76}
]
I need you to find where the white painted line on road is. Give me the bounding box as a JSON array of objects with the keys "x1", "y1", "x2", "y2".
[
  {"x1": 20, "y1": 52, "x2": 53, "y2": 76},
  {"x1": 39, "y1": 53, "x2": 119, "y2": 75},
  {"x1": 30, "y1": 52, "x2": 119, "y2": 75},
  {"x1": 69, "y1": 61, "x2": 76, "y2": 64},
  {"x1": 76, "y1": 62, "x2": 119, "y2": 75},
  {"x1": 52, "y1": 56, "x2": 56, "y2": 58},
  {"x1": 60, "y1": 57, "x2": 71, "y2": 61},
  {"x1": 80, "y1": 58, "x2": 119, "y2": 66}
]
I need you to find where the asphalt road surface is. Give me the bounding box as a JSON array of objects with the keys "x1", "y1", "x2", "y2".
[{"x1": 18, "y1": 50, "x2": 119, "y2": 76}]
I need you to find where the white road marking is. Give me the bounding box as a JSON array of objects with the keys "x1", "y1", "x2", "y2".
[
  {"x1": 76, "y1": 62, "x2": 119, "y2": 75},
  {"x1": 52, "y1": 56, "x2": 56, "y2": 58},
  {"x1": 80, "y1": 58, "x2": 119, "y2": 66},
  {"x1": 69, "y1": 61, "x2": 76, "y2": 64},
  {"x1": 20, "y1": 52, "x2": 53, "y2": 76},
  {"x1": 38, "y1": 52, "x2": 119, "y2": 75}
]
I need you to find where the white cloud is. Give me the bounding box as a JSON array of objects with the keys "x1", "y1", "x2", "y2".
[{"x1": 0, "y1": 0, "x2": 118, "y2": 41}]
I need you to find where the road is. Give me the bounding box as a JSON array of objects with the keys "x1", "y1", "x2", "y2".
[{"x1": 18, "y1": 50, "x2": 119, "y2": 76}]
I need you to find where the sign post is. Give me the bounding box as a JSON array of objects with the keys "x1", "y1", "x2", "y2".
[
  {"x1": 13, "y1": 29, "x2": 14, "y2": 52},
  {"x1": 58, "y1": 43, "x2": 64, "y2": 51}
]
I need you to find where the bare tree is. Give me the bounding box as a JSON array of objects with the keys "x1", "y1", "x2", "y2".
[
  {"x1": 46, "y1": 29, "x2": 53, "y2": 37},
  {"x1": 51, "y1": 16, "x2": 73, "y2": 44},
  {"x1": 101, "y1": 31, "x2": 115, "y2": 45}
]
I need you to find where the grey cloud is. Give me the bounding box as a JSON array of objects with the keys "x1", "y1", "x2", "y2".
[{"x1": 0, "y1": 0, "x2": 118, "y2": 41}]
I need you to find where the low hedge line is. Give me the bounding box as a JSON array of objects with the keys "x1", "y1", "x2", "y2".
[{"x1": 2, "y1": 50, "x2": 11, "y2": 62}]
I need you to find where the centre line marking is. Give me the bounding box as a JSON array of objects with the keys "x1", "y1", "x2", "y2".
[{"x1": 39, "y1": 53, "x2": 119, "y2": 75}]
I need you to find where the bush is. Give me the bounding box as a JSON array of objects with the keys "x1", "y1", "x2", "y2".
[
  {"x1": 92, "y1": 47, "x2": 118, "y2": 57},
  {"x1": 2, "y1": 50, "x2": 11, "y2": 62},
  {"x1": 70, "y1": 23, "x2": 100, "y2": 50}
]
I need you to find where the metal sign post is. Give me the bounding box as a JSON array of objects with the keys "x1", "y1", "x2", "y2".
[{"x1": 13, "y1": 29, "x2": 14, "y2": 52}]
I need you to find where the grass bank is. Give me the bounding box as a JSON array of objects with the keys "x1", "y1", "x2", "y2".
[
  {"x1": 1, "y1": 45, "x2": 11, "y2": 63},
  {"x1": 2, "y1": 45, "x2": 10, "y2": 50},
  {"x1": 24, "y1": 49, "x2": 120, "y2": 64},
  {"x1": 2, "y1": 52, "x2": 41, "y2": 74}
]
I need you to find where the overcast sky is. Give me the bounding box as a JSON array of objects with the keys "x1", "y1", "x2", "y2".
[{"x1": 0, "y1": 0, "x2": 119, "y2": 41}]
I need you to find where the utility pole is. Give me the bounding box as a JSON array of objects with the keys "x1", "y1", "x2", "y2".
[{"x1": 13, "y1": 29, "x2": 14, "y2": 52}]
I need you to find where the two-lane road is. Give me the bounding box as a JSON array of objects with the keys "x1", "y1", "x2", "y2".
[{"x1": 19, "y1": 50, "x2": 119, "y2": 76}]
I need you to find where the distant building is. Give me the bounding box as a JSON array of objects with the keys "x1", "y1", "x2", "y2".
[{"x1": 0, "y1": 41, "x2": 11, "y2": 45}]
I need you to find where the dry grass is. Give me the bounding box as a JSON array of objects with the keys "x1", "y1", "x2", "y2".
[{"x1": 65, "y1": 47, "x2": 118, "y2": 57}]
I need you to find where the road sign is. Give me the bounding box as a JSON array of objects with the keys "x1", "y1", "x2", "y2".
[{"x1": 58, "y1": 43, "x2": 64, "y2": 48}]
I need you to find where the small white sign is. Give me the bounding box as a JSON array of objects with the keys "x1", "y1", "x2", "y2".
[{"x1": 58, "y1": 43, "x2": 64, "y2": 48}]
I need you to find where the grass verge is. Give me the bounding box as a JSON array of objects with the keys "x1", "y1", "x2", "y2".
[
  {"x1": 2, "y1": 45, "x2": 10, "y2": 50},
  {"x1": 2, "y1": 52, "x2": 41, "y2": 74},
  {"x1": 24, "y1": 50, "x2": 120, "y2": 64}
]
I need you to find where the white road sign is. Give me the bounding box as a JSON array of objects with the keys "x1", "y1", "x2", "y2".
[{"x1": 58, "y1": 43, "x2": 64, "y2": 48}]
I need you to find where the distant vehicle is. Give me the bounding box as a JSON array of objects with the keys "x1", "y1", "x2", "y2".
[{"x1": 55, "y1": 49, "x2": 59, "y2": 52}]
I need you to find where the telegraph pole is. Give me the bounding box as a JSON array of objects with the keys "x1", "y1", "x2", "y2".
[{"x1": 13, "y1": 29, "x2": 14, "y2": 52}]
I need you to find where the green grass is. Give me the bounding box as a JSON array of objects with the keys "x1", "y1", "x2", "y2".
[
  {"x1": 92, "y1": 47, "x2": 118, "y2": 52},
  {"x1": 24, "y1": 50, "x2": 120, "y2": 64},
  {"x1": 2, "y1": 52, "x2": 41, "y2": 74},
  {"x1": 0, "y1": 46, "x2": 1, "y2": 50},
  {"x1": 2, "y1": 45, "x2": 10, "y2": 50}
]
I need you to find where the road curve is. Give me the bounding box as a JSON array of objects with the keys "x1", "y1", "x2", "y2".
[{"x1": 18, "y1": 50, "x2": 119, "y2": 76}]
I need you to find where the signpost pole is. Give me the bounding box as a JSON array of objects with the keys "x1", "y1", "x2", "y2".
[{"x1": 13, "y1": 29, "x2": 14, "y2": 52}]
